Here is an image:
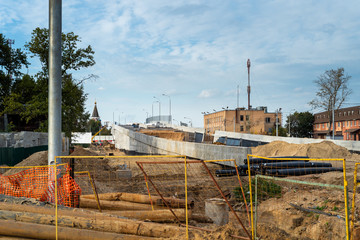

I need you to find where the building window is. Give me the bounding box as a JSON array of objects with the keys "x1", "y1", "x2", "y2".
[
  {"x1": 338, "y1": 122, "x2": 340, "y2": 128},
  {"x1": 351, "y1": 121, "x2": 353, "y2": 127},
  {"x1": 246, "y1": 115, "x2": 249, "y2": 121},
  {"x1": 240, "y1": 126, "x2": 244, "y2": 131},
  {"x1": 339, "y1": 112, "x2": 341, "y2": 116},
  {"x1": 355, "y1": 121, "x2": 357, "y2": 126},
  {"x1": 352, "y1": 110, "x2": 354, "y2": 115},
  {"x1": 347, "y1": 121, "x2": 349, "y2": 127},
  {"x1": 348, "y1": 111, "x2": 351, "y2": 115},
  {"x1": 344, "y1": 112, "x2": 347, "y2": 116},
  {"x1": 322, "y1": 123, "x2": 325, "y2": 128},
  {"x1": 265, "y1": 117, "x2": 271, "y2": 123},
  {"x1": 240, "y1": 115, "x2": 244, "y2": 121}
]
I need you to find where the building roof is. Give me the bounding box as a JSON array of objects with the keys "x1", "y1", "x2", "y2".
[
  {"x1": 314, "y1": 105, "x2": 360, "y2": 124},
  {"x1": 91, "y1": 101, "x2": 100, "y2": 120},
  {"x1": 344, "y1": 128, "x2": 360, "y2": 133}
]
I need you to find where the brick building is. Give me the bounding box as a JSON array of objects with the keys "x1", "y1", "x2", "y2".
[
  {"x1": 313, "y1": 106, "x2": 360, "y2": 140},
  {"x1": 203, "y1": 107, "x2": 281, "y2": 135}
]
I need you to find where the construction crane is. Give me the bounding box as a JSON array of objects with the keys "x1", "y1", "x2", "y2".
[{"x1": 91, "y1": 126, "x2": 106, "y2": 143}]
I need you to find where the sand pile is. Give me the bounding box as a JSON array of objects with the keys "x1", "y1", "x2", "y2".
[
  {"x1": 252, "y1": 141, "x2": 352, "y2": 159},
  {"x1": 3, "y1": 151, "x2": 48, "y2": 176},
  {"x1": 139, "y1": 129, "x2": 185, "y2": 141}
]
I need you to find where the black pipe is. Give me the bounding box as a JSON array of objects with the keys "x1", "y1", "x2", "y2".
[
  {"x1": 215, "y1": 169, "x2": 237, "y2": 177},
  {"x1": 244, "y1": 156, "x2": 309, "y2": 165},
  {"x1": 261, "y1": 161, "x2": 332, "y2": 169},
  {"x1": 274, "y1": 167, "x2": 343, "y2": 177}
]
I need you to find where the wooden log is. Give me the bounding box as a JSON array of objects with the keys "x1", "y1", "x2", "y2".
[
  {"x1": 0, "y1": 200, "x2": 187, "y2": 223},
  {"x1": 103, "y1": 209, "x2": 190, "y2": 222},
  {"x1": 82, "y1": 192, "x2": 194, "y2": 208},
  {"x1": 0, "y1": 209, "x2": 184, "y2": 238},
  {"x1": 0, "y1": 202, "x2": 126, "y2": 221},
  {"x1": 79, "y1": 197, "x2": 166, "y2": 211},
  {"x1": 0, "y1": 219, "x2": 156, "y2": 240}
]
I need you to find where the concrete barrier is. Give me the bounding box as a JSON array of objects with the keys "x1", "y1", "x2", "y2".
[
  {"x1": 214, "y1": 131, "x2": 360, "y2": 152},
  {"x1": 112, "y1": 125, "x2": 250, "y2": 166}
]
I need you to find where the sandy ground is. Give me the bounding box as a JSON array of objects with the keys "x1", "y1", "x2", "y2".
[{"x1": 2, "y1": 140, "x2": 360, "y2": 239}]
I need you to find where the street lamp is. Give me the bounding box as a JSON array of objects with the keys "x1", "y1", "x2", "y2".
[
  {"x1": 184, "y1": 117, "x2": 192, "y2": 127},
  {"x1": 153, "y1": 96, "x2": 161, "y2": 121},
  {"x1": 288, "y1": 109, "x2": 295, "y2": 137},
  {"x1": 143, "y1": 109, "x2": 149, "y2": 123},
  {"x1": 276, "y1": 108, "x2": 282, "y2": 137},
  {"x1": 162, "y1": 93, "x2": 171, "y2": 124},
  {"x1": 173, "y1": 119, "x2": 179, "y2": 125},
  {"x1": 152, "y1": 101, "x2": 159, "y2": 120}
]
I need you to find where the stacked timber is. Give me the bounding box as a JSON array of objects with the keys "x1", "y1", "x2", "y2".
[
  {"x1": 0, "y1": 194, "x2": 185, "y2": 239},
  {"x1": 80, "y1": 192, "x2": 194, "y2": 223}
]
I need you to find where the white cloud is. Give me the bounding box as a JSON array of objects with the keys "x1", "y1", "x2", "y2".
[{"x1": 198, "y1": 89, "x2": 219, "y2": 98}]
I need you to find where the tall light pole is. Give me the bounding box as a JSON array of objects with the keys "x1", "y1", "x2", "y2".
[
  {"x1": 331, "y1": 98, "x2": 335, "y2": 140},
  {"x1": 153, "y1": 96, "x2": 161, "y2": 121},
  {"x1": 276, "y1": 108, "x2": 282, "y2": 137},
  {"x1": 184, "y1": 117, "x2": 192, "y2": 127},
  {"x1": 152, "y1": 101, "x2": 159, "y2": 122},
  {"x1": 162, "y1": 93, "x2": 171, "y2": 124},
  {"x1": 288, "y1": 109, "x2": 295, "y2": 137},
  {"x1": 173, "y1": 119, "x2": 179, "y2": 125},
  {"x1": 48, "y1": 0, "x2": 62, "y2": 166}
]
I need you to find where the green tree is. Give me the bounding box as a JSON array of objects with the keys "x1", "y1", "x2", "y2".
[
  {"x1": 286, "y1": 111, "x2": 314, "y2": 138},
  {"x1": 87, "y1": 119, "x2": 101, "y2": 135},
  {"x1": 309, "y1": 68, "x2": 351, "y2": 135},
  {"x1": 271, "y1": 126, "x2": 287, "y2": 137},
  {"x1": 0, "y1": 33, "x2": 28, "y2": 113},
  {"x1": 9, "y1": 28, "x2": 95, "y2": 137}
]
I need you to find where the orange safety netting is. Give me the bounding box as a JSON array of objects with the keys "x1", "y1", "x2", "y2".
[{"x1": 0, "y1": 166, "x2": 81, "y2": 207}]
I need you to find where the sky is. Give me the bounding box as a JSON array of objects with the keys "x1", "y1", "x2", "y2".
[{"x1": 1, "y1": 0, "x2": 360, "y2": 127}]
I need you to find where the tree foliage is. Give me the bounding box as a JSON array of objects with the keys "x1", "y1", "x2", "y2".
[
  {"x1": 25, "y1": 28, "x2": 95, "y2": 77},
  {"x1": 0, "y1": 33, "x2": 28, "y2": 113},
  {"x1": 2, "y1": 28, "x2": 95, "y2": 137},
  {"x1": 309, "y1": 68, "x2": 351, "y2": 133},
  {"x1": 285, "y1": 111, "x2": 314, "y2": 138},
  {"x1": 271, "y1": 126, "x2": 287, "y2": 137}
]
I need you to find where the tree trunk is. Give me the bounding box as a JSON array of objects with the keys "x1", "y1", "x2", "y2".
[
  {"x1": 0, "y1": 209, "x2": 185, "y2": 238},
  {"x1": 82, "y1": 192, "x2": 194, "y2": 208},
  {"x1": 0, "y1": 219, "x2": 155, "y2": 240},
  {"x1": 103, "y1": 209, "x2": 189, "y2": 222},
  {"x1": 79, "y1": 197, "x2": 166, "y2": 211}
]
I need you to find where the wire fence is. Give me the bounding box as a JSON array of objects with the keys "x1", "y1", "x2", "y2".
[{"x1": 246, "y1": 154, "x2": 349, "y2": 240}]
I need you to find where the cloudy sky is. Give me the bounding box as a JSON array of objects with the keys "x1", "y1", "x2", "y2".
[{"x1": 1, "y1": 0, "x2": 360, "y2": 127}]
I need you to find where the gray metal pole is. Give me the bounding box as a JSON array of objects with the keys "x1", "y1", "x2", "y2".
[
  {"x1": 48, "y1": 0, "x2": 62, "y2": 166},
  {"x1": 276, "y1": 111, "x2": 279, "y2": 137},
  {"x1": 332, "y1": 99, "x2": 335, "y2": 140}
]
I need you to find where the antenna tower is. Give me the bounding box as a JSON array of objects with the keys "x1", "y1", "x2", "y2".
[{"x1": 247, "y1": 59, "x2": 251, "y2": 110}]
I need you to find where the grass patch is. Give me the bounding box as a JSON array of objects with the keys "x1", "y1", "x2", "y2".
[{"x1": 233, "y1": 178, "x2": 282, "y2": 203}]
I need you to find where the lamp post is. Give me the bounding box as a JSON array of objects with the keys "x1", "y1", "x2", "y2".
[
  {"x1": 184, "y1": 117, "x2": 192, "y2": 127},
  {"x1": 162, "y1": 93, "x2": 171, "y2": 124},
  {"x1": 153, "y1": 96, "x2": 161, "y2": 121},
  {"x1": 332, "y1": 98, "x2": 335, "y2": 140},
  {"x1": 276, "y1": 108, "x2": 282, "y2": 137},
  {"x1": 288, "y1": 109, "x2": 295, "y2": 137},
  {"x1": 152, "y1": 101, "x2": 159, "y2": 122}
]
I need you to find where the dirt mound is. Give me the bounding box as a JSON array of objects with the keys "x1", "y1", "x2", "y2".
[
  {"x1": 70, "y1": 146, "x2": 99, "y2": 157},
  {"x1": 139, "y1": 129, "x2": 185, "y2": 141},
  {"x1": 257, "y1": 189, "x2": 346, "y2": 240},
  {"x1": 3, "y1": 151, "x2": 48, "y2": 176},
  {"x1": 252, "y1": 141, "x2": 351, "y2": 159}
]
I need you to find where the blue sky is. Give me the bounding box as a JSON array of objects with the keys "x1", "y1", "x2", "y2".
[{"x1": 1, "y1": 0, "x2": 360, "y2": 127}]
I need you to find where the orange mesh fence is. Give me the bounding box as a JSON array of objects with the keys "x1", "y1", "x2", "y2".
[{"x1": 0, "y1": 165, "x2": 81, "y2": 207}]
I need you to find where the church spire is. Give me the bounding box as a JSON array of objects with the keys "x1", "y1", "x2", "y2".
[{"x1": 91, "y1": 101, "x2": 100, "y2": 121}]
